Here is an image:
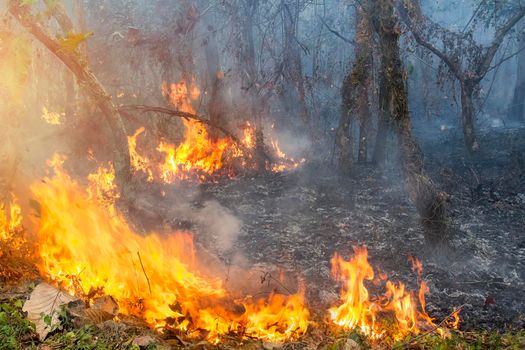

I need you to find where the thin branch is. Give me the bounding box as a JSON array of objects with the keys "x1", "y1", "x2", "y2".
[
  {"x1": 477, "y1": 6, "x2": 525, "y2": 77},
  {"x1": 393, "y1": 304, "x2": 466, "y2": 349},
  {"x1": 487, "y1": 43, "x2": 525, "y2": 73},
  {"x1": 117, "y1": 105, "x2": 251, "y2": 156},
  {"x1": 318, "y1": 16, "x2": 355, "y2": 46},
  {"x1": 396, "y1": 1, "x2": 462, "y2": 79},
  {"x1": 137, "y1": 251, "x2": 152, "y2": 296}
]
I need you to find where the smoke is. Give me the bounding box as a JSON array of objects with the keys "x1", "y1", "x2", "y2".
[{"x1": 191, "y1": 200, "x2": 241, "y2": 253}]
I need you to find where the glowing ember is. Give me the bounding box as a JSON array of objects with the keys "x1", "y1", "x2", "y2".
[
  {"x1": 41, "y1": 106, "x2": 64, "y2": 125},
  {"x1": 0, "y1": 195, "x2": 22, "y2": 240},
  {"x1": 31, "y1": 154, "x2": 309, "y2": 343},
  {"x1": 329, "y1": 247, "x2": 453, "y2": 341}
]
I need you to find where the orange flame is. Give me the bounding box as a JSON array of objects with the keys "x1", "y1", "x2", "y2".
[
  {"x1": 128, "y1": 127, "x2": 153, "y2": 182},
  {"x1": 0, "y1": 195, "x2": 22, "y2": 240},
  {"x1": 31, "y1": 154, "x2": 309, "y2": 343},
  {"x1": 127, "y1": 79, "x2": 304, "y2": 182},
  {"x1": 329, "y1": 247, "x2": 457, "y2": 342}
]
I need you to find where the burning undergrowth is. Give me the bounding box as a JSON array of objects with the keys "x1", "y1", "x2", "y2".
[
  {"x1": 0, "y1": 151, "x2": 461, "y2": 347},
  {"x1": 125, "y1": 79, "x2": 304, "y2": 183}
]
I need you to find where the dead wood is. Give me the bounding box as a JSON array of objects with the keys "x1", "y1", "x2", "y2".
[{"x1": 118, "y1": 105, "x2": 270, "y2": 165}]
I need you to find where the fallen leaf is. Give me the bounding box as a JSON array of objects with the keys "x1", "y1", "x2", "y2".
[{"x1": 23, "y1": 283, "x2": 78, "y2": 340}]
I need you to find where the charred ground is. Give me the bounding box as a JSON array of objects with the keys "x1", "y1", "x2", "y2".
[{"x1": 177, "y1": 125, "x2": 525, "y2": 332}]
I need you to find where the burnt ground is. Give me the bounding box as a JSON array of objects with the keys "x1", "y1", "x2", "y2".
[{"x1": 180, "y1": 125, "x2": 525, "y2": 332}]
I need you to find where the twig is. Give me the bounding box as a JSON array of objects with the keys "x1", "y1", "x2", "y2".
[
  {"x1": 393, "y1": 304, "x2": 466, "y2": 349},
  {"x1": 137, "y1": 251, "x2": 152, "y2": 295},
  {"x1": 318, "y1": 16, "x2": 355, "y2": 46}
]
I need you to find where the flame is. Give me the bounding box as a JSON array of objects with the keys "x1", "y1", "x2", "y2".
[
  {"x1": 41, "y1": 106, "x2": 64, "y2": 125},
  {"x1": 127, "y1": 80, "x2": 304, "y2": 182},
  {"x1": 0, "y1": 195, "x2": 22, "y2": 240},
  {"x1": 269, "y1": 139, "x2": 305, "y2": 172},
  {"x1": 128, "y1": 127, "x2": 153, "y2": 182},
  {"x1": 31, "y1": 154, "x2": 309, "y2": 343},
  {"x1": 329, "y1": 247, "x2": 455, "y2": 342},
  {"x1": 158, "y1": 80, "x2": 238, "y2": 182}
]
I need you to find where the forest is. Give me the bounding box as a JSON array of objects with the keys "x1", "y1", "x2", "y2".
[{"x1": 0, "y1": 0, "x2": 524, "y2": 349}]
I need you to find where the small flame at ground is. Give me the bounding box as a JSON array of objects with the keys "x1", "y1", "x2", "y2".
[{"x1": 329, "y1": 247, "x2": 455, "y2": 341}]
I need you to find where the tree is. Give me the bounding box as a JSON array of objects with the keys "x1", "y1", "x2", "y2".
[
  {"x1": 508, "y1": 18, "x2": 525, "y2": 122},
  {"x1": 397, "y1": 0, "x2": 525, "y2": 152},
  {"x1": 369, "y1": 0, "x2": 447, "y2": 227},
  {"x1": 280, "y1": 0, "x2": 310, "y2": 132},
  {"x1": 8, "y1": 0, "x2": 132, "y2": 195},
  {"x1": 336, "y1": 4, "x2": 373, "y2": 171}
]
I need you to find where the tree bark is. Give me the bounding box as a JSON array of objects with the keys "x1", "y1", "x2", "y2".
[
  {"x1": 281, "y1": 0, "x2": 310, "y2": 131},
  {"x1": 460, "y1": 80, "x2": 480, "y2": 152},
  {"x1": 508, "y1": 19, "x2": 525, "y2": 122},
  {"x1": 336, "y1": 5, "x2": 372, "y2": 170},
  {"x1": 371, "y1": 0, "x2": 447, "y2": 226}
]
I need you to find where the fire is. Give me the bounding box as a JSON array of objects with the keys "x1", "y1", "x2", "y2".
[
  {"x1": 329, "y1": 247, "x2": 453, "y2": 341},
  {"x1": 31, "y1": 154, "x2": 309, "y2": 343},
  {"x1": 127, "y1": 79, "x2": 304, "y2": 182},
  {"x1": 128, "y1": 127, "x2": 153, "y2": 182},
  {"x1": 0, "y1": 195, "x2": 23, "y2": 240},
  {"x1": 158, "y1": 79, "x2": 238, "y2": 182}
]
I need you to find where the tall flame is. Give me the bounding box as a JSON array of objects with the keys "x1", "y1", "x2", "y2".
[
  {"x1": 31, "y1": 154, "x2": 309, "y2": 343},
  {"x1": 0, "y1": 195, "x2": 22, "y2": 241},
  {"x1": 329, "y1": 247, "x2": 452, "y2": 341}
]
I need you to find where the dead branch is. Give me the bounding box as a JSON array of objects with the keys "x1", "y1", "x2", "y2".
[
  {"x1": 319, "y1": 16, "x2": 356, "y2": 46},
  {"x1": 137, "y1": 251, "x2": 152, "y2": 296},
  {"x1": 118, "y1": 105, "x2": 252, "y2": 157}
]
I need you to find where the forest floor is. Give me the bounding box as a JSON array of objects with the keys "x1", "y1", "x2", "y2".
[
  {"x1": 1, "y1": 125, "x2": 524, "y2": 349},
  {"x1": 195, "y1": 124, "x2": 525, "y2": 332}
]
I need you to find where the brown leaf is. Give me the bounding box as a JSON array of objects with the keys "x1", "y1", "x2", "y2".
[{"x1": 23, "y1": 283, "x2": 78, "y2": 340}]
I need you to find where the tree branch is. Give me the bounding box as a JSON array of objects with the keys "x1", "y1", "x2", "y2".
[
  {"x1": 319, "y1": 16, "x2": 355, "y2": 46},
  {"x1": 8, "y1": 0, "x2": 132, "y2": 187},
  {"x1": 396, "y1": 0, "x2": 462, "y2": 80},
  {"x1": 117, "y1": 105, "x2": 252, "y2": 156},
  {"x1": 477, "y1": 7, "x2": 525, "y2": 78}
]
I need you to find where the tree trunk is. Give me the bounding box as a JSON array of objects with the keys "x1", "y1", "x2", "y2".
[
  {"x1": 371, "y1": 0, "x2": 447, "y2": 226},
  {"x1": 281, "y1": 0, "x2": 310, "y2": 131},
  {"x1": 460, "y1": 80, "x2": 480, "y2": 152},
  {"x1": 203, "y1": 25, "x2": 225, "y2": 140},
  {"x1": 336, "y1": 5, "x2": 372, "y2": 169},
  {"x1": 8, "y1": 2, "x2": 132, "y2": 194},
  {"x1": 508, "y1": 19, "x2": 525, "y2": 122}
]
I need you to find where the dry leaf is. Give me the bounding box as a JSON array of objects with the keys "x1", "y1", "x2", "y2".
[{"x1": 22, "y1": 283, "x2": 78, "y2": 340}]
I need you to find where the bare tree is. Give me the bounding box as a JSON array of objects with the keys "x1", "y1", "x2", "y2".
[
  {"x1": 397, "y1": 0, "x2": 525, "y2": 152},
  {"x1": 508, "y1": 18, "x2": 525, "y2": 122}
]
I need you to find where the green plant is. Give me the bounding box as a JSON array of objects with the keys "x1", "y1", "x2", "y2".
[{"x1": 0, "y1": 300, "x2": 36, "y2": 350}]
